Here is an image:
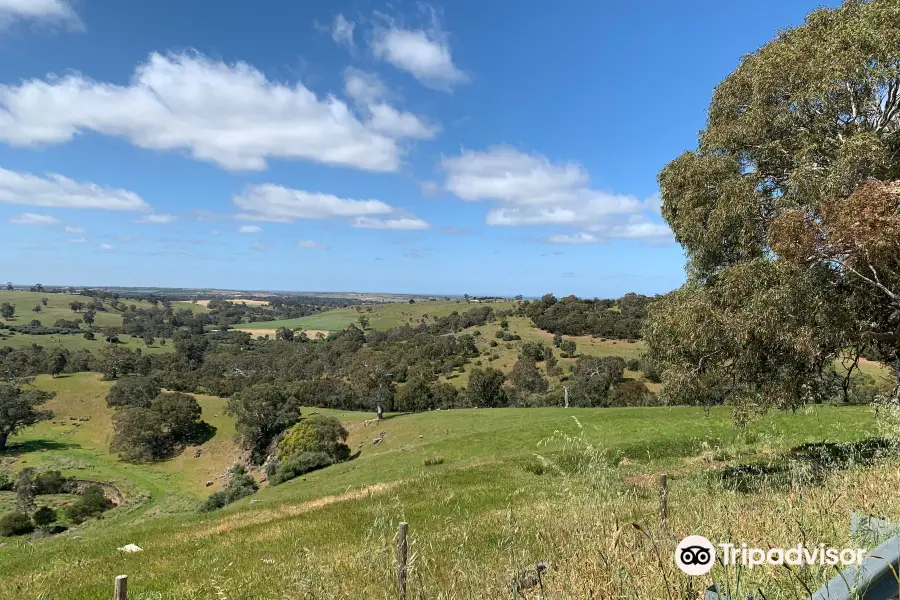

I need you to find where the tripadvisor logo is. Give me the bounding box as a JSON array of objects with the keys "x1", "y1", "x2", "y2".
[
  {"x1": 675, "y1": 535, "x2": 716, "y2": 575},
  {"x1": 674, "y1": 535, "x2": 868, "y2": 575}
]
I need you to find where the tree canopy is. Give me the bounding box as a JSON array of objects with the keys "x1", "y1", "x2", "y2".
[
  {"x1": 0, "y1": 383, "x2": 53, "y2": 452},
  {"x1": 646, "y1": 0, "x2": 900, "y2": 417}
]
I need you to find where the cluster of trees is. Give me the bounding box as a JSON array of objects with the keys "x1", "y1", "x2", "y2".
[
  {"x1": 0, "y1": 469, "x2": 112, "y2": 537},
  {"x1": 520, "y1": 293, "x2": 652, "y2": 339},
  {"x1": 107, "y1": 377, "x2": 211, "y2": 462}
]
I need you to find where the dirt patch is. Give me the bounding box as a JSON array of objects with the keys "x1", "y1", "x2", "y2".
[
  {"x1": 190, "y1": 482, "x2": 398, "y2": 539},
  {"x1": 234, "y1": 328, "x2": 332, "y2": 339},
  {"x1": 177, "y1": 299, "x2": 269, "y2": 307},
  {"x1": 302, "y1": 329, "x2": 331, "y2": 339},
  {"x1": 235, "y1": 328, "x2": 278, "y2": 338}
]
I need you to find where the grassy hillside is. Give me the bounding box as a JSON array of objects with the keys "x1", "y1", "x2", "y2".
[
  {"x1": 440, "y1": 315, "x2": 647, "y2": 389},
  {"x1": 2, "y1": 374, "x2": 241, "y2": 514},
  {"x1": 0, "y1": 331, "x2": 173, "y2": 354},
  {"x1": 0, "y1": 291, "x2": 209, "y2": 353},
  {"x1": 240, "y1": 300, "x2": 516, "y2": 332},
  {"x1": 0, "y1": 291, "x2": 207, "y2": 329},
  {"x1": 0, "y1": 372, "x2": 895, "y2": 598}
]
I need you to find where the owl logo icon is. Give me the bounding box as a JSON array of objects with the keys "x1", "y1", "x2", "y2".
[{"x1": 675, "y1": 535, "x2": 716, "y2": 575}]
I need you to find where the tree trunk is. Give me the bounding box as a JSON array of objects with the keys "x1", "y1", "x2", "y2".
[
  {"x1": 376, "y1": 396, "x2": 383, "y2": 420},
  {"x1": 0, "y1": 431, "x2": 7, "y2": 452}
]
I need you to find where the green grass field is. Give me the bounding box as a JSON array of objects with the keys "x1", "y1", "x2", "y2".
[
  {"x1": 240, "y1": 300, "x2": 516, "y2": 332},
  {"x1": 0, "y1": 372, "x2": 895, "y2": 599}
]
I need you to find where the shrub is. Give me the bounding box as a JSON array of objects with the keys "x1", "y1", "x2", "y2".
[
  {"x1": 277, "y1": 416, "x2": 350, "y2": 462},
  {"x1": 625, "y1": 358, "x2": 641, "y2": 371},
  {"x1": 0, "y1": 511, "x2": 34, "y2": 537},
  {"x1": 199, "y1": 464, "x2": 258, "y2": 512},
  {"x1": 65, "y1": 485, "x2": 113, "y2": 524},
  {"x1": 33, "y1": 471, "x2": 69, "y2": 494},
  {"x1": 269, "y1": 451, "x2": 334, "y2": 485},
  {"x1": 32, "y1": 506, "x2": 57, "y2": 526},
  {"x1": 609, "y1": 380, "x2": 658, "y2": 407},
  {"x1": 424, "y1": 456, "x2": 444, "y2": 466},
  {"x1": 83, "y1": 331, "x2": 95, "y2": 340},
  {"x1": 0, "y1": 471, "x2": 11, "y2": 491},
  {"x1": 520, "y1": 341, "x2": 552, "y2": 362}
]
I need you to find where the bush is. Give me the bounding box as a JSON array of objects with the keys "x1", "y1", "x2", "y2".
[
  {"x1": 424, "y1": 456, "x2": 444, "y2": 466},
  {"x1": 199, "y1": 464, "x2": 258, "y2": 512},
  {"x1": 609, "y1": 380, "x2": 658, "y2": 407},
  {"x1": 65, "y1": 486, "x2": 113, "y2": 524},
  {"x1": 625, "y1": 358, "x2": 641, "y2": 371},
  {"x1": 0, "y1": 511, "x2": 34, "y2": 537},
  {"x1": 33, "y1": 471, "x2": 69, "y2": 494},
  {"x1": 0, "y1": 471, "x2": 11, "y2": 491},
  {"x1": 269, "y1": 451, "x2": 334, "y2": 485},
  {"x1": 277, "y1": 416, "x2": 350, "y2": 462},
  {"x1": 32, "y1": 506, "x2": 57, "y2": 526},
  {"x1": 83, "y1": 331, "x2": 95, "y2": 340}
]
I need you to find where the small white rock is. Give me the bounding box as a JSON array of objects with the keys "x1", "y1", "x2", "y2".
[{"x1": 117, "y1": 544, "x2": 143, "y2": 553}]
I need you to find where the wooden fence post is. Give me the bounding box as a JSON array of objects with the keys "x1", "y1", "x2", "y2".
[
  {"x1": 658, "y1": 474, "x2": 669, "y2": 534},
  {"x1": 397, "y1": 522, "x2": 408, "y2": 600},
  {"x1": 114, "y1": 575, "x2": 128, "y2": 600}
]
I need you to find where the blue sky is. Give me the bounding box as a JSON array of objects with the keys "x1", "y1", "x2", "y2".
[{"x1": 0, "y1": 0, "x2": 837, "y2": 297}]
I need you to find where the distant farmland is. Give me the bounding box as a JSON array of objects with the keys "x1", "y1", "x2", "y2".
[{"x1": 240, "y1": 300, "x2": 516, "y2": 332}]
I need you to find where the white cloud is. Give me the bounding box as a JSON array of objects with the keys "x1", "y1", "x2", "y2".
[
  {"x1": 234, "y1": 184, "x2": 394, "y2": 222},
  {"x1": 442, "y1": 146, "x2": 671, "y2": 243},
  {"x1": 68, "y1": 237, "x2": 86, "y2": 243},
  {"x1": 344, "y1": 68, "x2": 386, "y2": 105},
  {"x1": 0, "y1": 167, "x2": 150, "y2": 211},
  {"x1": 352, "y1": 216, "x2": 431, "y2": 230},
  {"x1": 547, "y1": 232, "x2": 600, "y2": 245},
  {"x1": 136, "y1": 214, "x2": 175, "y2": 224},
  {"x1": 0, "y1": 52, "x2": 410, "y2": 173},
  {"x1": 419, "y1": 180, "x2": 440, "y2": 197},
  {"x1": 237, "y1": 225, "x2": 262, "y2": 234},
  {"x1": 64, "y1": 225, "x2": 84, "y2": 233},
  {"x1": 99, "y1": 243, "x2": 114, "y2": 251},
  {"x1": 343, "y1": 69, "x2": 438, "y2": 140},
  {"x1": 372, "y1": 24, "x2": 467, "y2": 91},
  {"x1": 368, "y1": 102, "x2": 438, "y2": 139},
  {"x1": 8, "y1": 212, "x2": 60, "y2": 226},
  {"x1": 0, "y1": 0, "x2": 82, "y2": 30},
  {"x1": 297, "y1": 239, "x2": 328, "y2": 249},
  {"x1": 331, "y1": 13, "x2": 355, "y2": 49}
]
